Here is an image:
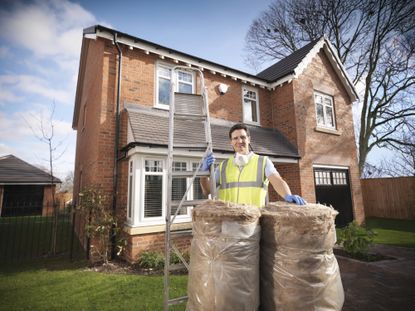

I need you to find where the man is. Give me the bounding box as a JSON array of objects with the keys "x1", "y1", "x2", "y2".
[{"x1": 200, "y1": 123, "x2": 306, "y2": 207}]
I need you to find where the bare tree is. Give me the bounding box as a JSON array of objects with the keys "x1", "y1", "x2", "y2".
[
  {"x1": 24, "y1": 101, "x2": 66, "y2": 254},
  {"x1": 245, "y1": 0, "x2": 415, "y2": 173}
]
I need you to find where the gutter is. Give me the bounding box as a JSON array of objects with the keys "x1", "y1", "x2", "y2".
[{"x1": 111, "y1": 32, "x2": 122, "y2": 259}]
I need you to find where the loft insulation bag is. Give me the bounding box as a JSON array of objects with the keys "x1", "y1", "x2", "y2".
[
  {"x1": 186, "y1": 200, "x2": 261, "y2": 311},
  {"x1": 260, "y1": 202, "x2": 344, "y2": 311}
]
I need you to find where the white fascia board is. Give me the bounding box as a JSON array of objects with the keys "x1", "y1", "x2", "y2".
[
  {"x1": 269, "y1": 157, "x2": 299, "y2": 164},
  {"x1": 313, "y1": 164, "x2": 350, "y2": 170},
  {"x1": 95, "y1": 29, "x2": 269, "y2": 89},
  {"x1": 322, "y1": 42, "x2": 359, "y2": 102},
  {"x1": 269, "y1": 37, "x2": 359, "y2": 102},
  {"x1": 269, "y1": 74, "x2": 296, "y2": 89}
]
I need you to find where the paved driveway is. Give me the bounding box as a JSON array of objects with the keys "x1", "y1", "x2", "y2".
[{"x1": 338, "y1": 245, "x2": 415, "y2": 311}]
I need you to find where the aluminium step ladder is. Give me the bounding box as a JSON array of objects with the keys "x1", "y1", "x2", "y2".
[{"x1": 163, "y1": 66, "x2": 216, "y2": 310}]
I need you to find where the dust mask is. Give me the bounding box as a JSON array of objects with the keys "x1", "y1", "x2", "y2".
[{"x1": 234, "y1": 153, "x2": 249, "y2": 167}]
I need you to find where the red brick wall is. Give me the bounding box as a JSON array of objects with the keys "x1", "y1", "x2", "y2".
[
  {"x1": 124, "y1": 232, "x2": 191, "y2": 263},
  {"x1": 74, "y1": 38, "x2": 365, "y2": 260},
  {"x1": 291, "y1": 51, "x2": 364, "y2": 223}
]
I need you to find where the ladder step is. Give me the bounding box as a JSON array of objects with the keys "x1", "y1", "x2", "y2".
[
  {"x1": 174, "y1": 93, "x2": 204, "y2": 115},
  {"x1": 172, "y1": 171, "x2": 210, "y2": 177},
  {"x1": 173, "y1": 143, "x2": 208, "y2": 148},
  {"x1": 174, "y1": 112, "x2": 206, "y2": 119},
  {"x1": 171, "y1": 199, "x2": 207, "y2": 207},
  {"x1": 168, "y1": 296, "x2": 188, "y2": 305}
]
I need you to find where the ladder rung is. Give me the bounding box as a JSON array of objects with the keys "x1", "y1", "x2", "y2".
[
  {"x1": 171, "y1": 199, "x2": 207, "y2": 207},
  {"x1": 173, "y1": 143, "x2": 207, "y2": 148},
  {"x1": 172, "y1": 171, "x2": 210, "y2": 177},
  {"x1": 174, "y1": 112, "x2": 206, "y2": 118},
  {"x1": 168, "y1": 296, "x2": 188, "y2": 305}
]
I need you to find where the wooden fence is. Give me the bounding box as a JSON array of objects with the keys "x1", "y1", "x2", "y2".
[{"x1": 361, "y1": 176, "x2": 415, "y2": 219}]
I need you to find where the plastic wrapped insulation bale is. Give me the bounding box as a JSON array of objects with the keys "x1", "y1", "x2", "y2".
[
  {"x1": 186, "y1": 200, "x2": 261, "y2": 311},
  {"x1": 260, "y1": 202, "x2": 344, "y2": 311}
]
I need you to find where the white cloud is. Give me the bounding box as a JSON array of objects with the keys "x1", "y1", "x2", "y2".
[
  {"x1": 0, "y1": 143, "x2": 17, "y2": 156},
  {"x1": 0, "y1": 0, "x2": 96, "y2": 60},
  {"x1": 0, "y1": 74, "x2": 72, "y2": 104}
]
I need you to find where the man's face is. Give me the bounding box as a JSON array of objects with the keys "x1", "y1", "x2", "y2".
[{"x1": 230, "y1": 129, "x2": 251, "y2": 154}]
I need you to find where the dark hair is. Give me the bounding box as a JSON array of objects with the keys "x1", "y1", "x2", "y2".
[{"x1": 229, "y1": 123, "x2": 250, "y2": 139}]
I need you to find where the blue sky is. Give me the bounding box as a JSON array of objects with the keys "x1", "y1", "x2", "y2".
[
  {"x1": 0, "y1": 0, "x2": 387, "y2": 179},
  {"x1": 0, "y1": 0, "x2": 274, "y2": 178}
]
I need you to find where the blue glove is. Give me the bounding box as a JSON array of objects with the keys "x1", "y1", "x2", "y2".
[
  {"x1": 201, "y1": 152, "x2": 215, "y2": 171},
  {"x1": 284, "y1": 194, "x2": 307, "y2": 205}
]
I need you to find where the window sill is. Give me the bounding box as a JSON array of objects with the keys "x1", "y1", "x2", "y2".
[
  {"x1": 123, "y1": 222, "x2": 192, "y2": 235},
  {"x1": 315, "y1": 126, "x2": 341, "y2": 136},
  {"x1": 154, "y1": 104, "x2": 169, "y2": 110}
]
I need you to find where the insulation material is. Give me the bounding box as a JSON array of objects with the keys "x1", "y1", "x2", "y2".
[
  {"x1": 186, "y1": 200, "x2": 261, "y2": 311},
  {"x1": 260, "y1": 202, "x2": 344, "y2": 311}
]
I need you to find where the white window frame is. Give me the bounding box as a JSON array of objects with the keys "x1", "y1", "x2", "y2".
[
  {"x1": 314, "y1": 91, "x2": 336, "y2": 129},
  {"x1": 155, "y1": 62, "x2": 195, "y2": 109},
  {"x1": 127, "y1": 154, "x2": 206, "y2": 227},
  {"x1": 242, "y1": 86, "x2": 260, "y2": 125}
]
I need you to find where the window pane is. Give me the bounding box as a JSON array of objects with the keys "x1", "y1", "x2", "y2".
[
  {"x1": 145, "y1": 160, "x2": 162, "y2": 172},
  {"x1": 144, "y1": 175, "x2": 162, "y2": 217},
  {"x1": 325, "y1": 106, "x2": 334, "y2": 127},
  {"x1": 172, "y1": 161, "x2": 187, "y2": 215},
  {"x1": 178, "y1": 71, "x2": 192, "y2": 83},
  {"x1": 244, "y1": 98, "x2": 253, "y2": 122},
  {"x1": 158, "y1": 66, "x2": 171, "y2": 78},
  {"x1": 128, "y1": 175, "x2": 133, "y2": 218},
  {"x1": 316, "y1": 103, "x2": 325, "y2": 125},
  {"x1": 178, "y1": 82, "x2": 192, "y2": 93},
  {"x1": 251, "y1": 100, "x2": 258, "y2": 122},
  {"x1": 159, "y1": 77, "x2": 171, "y2": 106},
  {"x1": 324, "y1": 97, "x2": 332, "y2": 107},
  {"x1": 315, "y1": 94, "x2": 323, "y2": 104}
]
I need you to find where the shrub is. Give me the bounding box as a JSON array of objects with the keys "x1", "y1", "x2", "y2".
[
  {"x1": 137, "y1": 250, "x2": 190, "y2": 270},
  {"x1": 337, "y1": 221, "x2": 376, "y2": 256},
  {"x1": 137, "y1": 252, "x2": 165, "y2": 270}
]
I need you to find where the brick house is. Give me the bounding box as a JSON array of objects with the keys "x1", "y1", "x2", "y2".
[
  {"x1": 0, "y1": 154, "x2": 61, "y2": 217},
  {"x1": 72, "y1": 25, "x2": 364, "y2": 262}
]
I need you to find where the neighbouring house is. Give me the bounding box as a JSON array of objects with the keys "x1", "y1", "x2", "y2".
[
  {"x1": 72, "y1": 25, "x2": 365, "y2": 262},
  {"x1": 0, "y1": 155, "x2": 61, "y2": 217}
]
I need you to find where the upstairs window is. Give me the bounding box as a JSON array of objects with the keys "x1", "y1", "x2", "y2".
[
  {"x1": 315, "y1": 92, "x2": 336, "y2": 129},
  {"x1": 242, "y1": 87, "x2": 259, "y2": 124},
  {"x1": 156, "y1": 63, "x2": 195, "y2": 108}
]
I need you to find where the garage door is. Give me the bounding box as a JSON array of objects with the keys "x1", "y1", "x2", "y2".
[
  {"x1": 314, "y1": 168, "x2": 353, "y2": 227},
  {"x1": 1, "y1": 185, "x2": 44, "y2": 217}
]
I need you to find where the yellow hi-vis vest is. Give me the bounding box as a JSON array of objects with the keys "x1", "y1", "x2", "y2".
[{"x1": 218, "y1": 154, "x2": 269, "y2": 207}]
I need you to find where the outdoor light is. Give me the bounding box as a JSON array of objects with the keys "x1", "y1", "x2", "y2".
[{"x1": 218, "y1": 83, "x2": 229, "y2": 95}]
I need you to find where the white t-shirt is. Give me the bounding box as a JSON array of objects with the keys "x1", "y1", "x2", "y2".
[{"x1": 214, "y1": 152, "x2": 277, "y2": 183}]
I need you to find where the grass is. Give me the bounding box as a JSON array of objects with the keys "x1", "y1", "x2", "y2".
[
  {"x1": 0, "y1": 257, "x2": 188, "y2": 311},
  {"x1": 365, "y1": 217, "x2": 415, "y2": 248},
  {"x1": 0, "y1": 215, "x2": 79, "y2": 263}
]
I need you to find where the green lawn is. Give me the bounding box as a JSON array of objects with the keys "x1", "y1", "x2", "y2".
[
  {"x1": 0, "y1": 215, "x2": 81, "y2": 263},
  {"x1": 0, "y1": 257, "x2": 187, "y2": 311},
  {"x1": 365, "y1": 217, "x2": 415, "y2": 248}
]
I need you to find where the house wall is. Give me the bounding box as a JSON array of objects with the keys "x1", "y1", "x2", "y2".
[
  {"x1": 291, "y1": 51, "x2": 364, "y2": 224},
  {"x1": 74, "y1": 37, "x2": 365, "y2": 262}
]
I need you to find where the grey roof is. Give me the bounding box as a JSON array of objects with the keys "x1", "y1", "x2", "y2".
[
  {"x1": 125, "y1": 105, "x2": 299, "y2": 158},
  {"x1": 256, "y1": 37, "x2": 322, "y2": 82},
  {"x1": 0, "y1": 155, "x2": 61, "y2": 184}
]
